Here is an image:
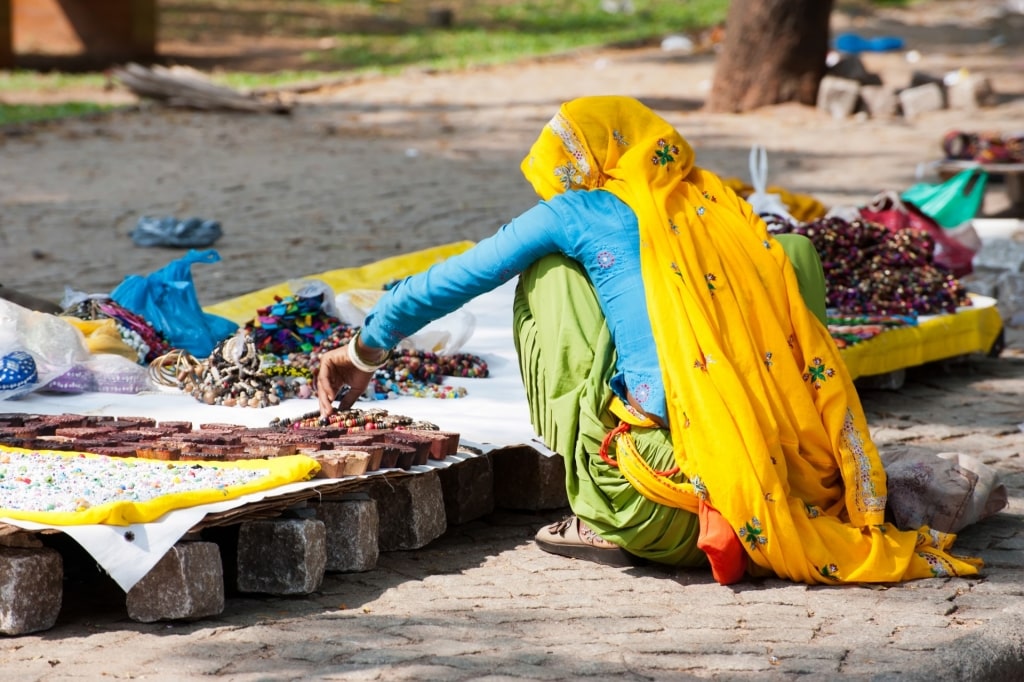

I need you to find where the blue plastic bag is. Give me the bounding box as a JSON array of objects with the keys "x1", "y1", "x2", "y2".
[
  {"x1": 834, "y1": 33, "x2": 905, "y2": 54},
  {"x1": 110, "y1": 250, "x2": 238, "y2": 359}
]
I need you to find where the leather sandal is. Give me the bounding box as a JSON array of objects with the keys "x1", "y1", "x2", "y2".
[{"x1": 534, "y1": 515, "x2": 640, "y2": 568}]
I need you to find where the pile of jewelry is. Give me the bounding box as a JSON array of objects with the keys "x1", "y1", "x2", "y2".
[
  {"x1": 271, "y1": 406, "x2": 432, "y2": 431},
  {"x1": 371, "y1": 349, "x2": 489, "y2": 400},
  {"x1": 153, "y1": 292, "x2": 490, "y2": 408},
  {"x1": 62, "y1": 296, "x2": 172, "y2": 364},
  {"x1": 943, "y1": 130, "x2": 1024, "y2": 164},
  {"x1": 770, "y1": 216, "x2": 971, "y2": 316},
  {"x1": 246, "y1": 293, "x2": 339, "y2": 355},
  {"x1": 827, "y1": 313, "x2": 917, "y2": 349},
  {"x1": 151, "y1": 334, "x2": 307, "y2": 408}
]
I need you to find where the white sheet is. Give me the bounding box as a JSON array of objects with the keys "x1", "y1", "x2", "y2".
[
  {"x1": 0, "y1": 280, "x2": 548, "y2": 591},
  {"x1": 5, "y1": 279, "x2": 546, "y2": 452}
]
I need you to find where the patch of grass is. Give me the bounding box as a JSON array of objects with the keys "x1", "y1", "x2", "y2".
[
  {"x1": 0, "y1": 71, "x2": 107, "y2": 93},
  {"x1": 0, "y1": 102, "x2": 115, "y2": 125},
  {"x1": 305, "y1": 1, "x2": 725, "y2": 73},
  {"x1": 186, "y1": 0, "x2": 731, "y2": 88},
  {"x1": 164, "y1": 0, "x2": 730, "y2": 75}
]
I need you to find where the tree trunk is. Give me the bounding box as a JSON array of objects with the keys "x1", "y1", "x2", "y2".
[{"x1": 705, "y1": 0, "x2": 834, "y2": 113}]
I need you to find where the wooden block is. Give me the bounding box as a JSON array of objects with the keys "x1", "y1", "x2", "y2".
[{"x1": 342, "y1": 451, "x2": 370, "y2": 476}]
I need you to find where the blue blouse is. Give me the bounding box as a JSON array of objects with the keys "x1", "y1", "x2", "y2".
[{"x1": 361, "y1": 189, "x2": 667, "y2": 421}]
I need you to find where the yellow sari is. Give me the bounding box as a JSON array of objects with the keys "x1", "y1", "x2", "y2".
[{"x1": 520, "y1": 96, "x2": 980, "y2": 584}]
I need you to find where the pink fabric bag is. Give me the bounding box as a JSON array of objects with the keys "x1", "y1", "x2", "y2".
[{"x1": 859, "y1": 192, "x2": 977, "y2": 278}]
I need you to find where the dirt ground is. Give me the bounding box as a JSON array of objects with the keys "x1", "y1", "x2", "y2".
[{"x1": 2, "y1": 0, "x2": 1024, "y2": 311}]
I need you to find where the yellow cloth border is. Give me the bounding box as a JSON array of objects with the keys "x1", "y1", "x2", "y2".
[
  {"x1": 838, "y1": 296, "x2": 1003, "y2": 381},
  {"x1": 204, "y1": 241, "x2": 476, "y2": 325},
  {"x1": 0, "y1": 445, "x2": 320, "y2": 526}
]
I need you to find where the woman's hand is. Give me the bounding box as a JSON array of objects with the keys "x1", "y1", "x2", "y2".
[{"x1": 315, "y1": 346, "x2": 374, "y2": 416}]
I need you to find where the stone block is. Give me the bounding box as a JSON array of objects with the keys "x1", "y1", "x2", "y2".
[
  {"x1": 125, "y1": 541, "x2": 224, "y2": 623},
  {"x1": 236, "y1": 518, "x2": 326, "y2": 595},
  {"x1": 859, "y1": 85, "x2": 900, "y2": 119},
  {"x1": 947, "y1": 73, "x2": 996, "y2": 110},
  {"x1": 364, "y1": 470, "x2": 447, "y2": 551},
  {"x1": 314, "y1": 495, "x2": 380, "y2": 573},
  {"x1": 437, "y1": 453, "x2": 495, "y2": 526},
  {"x1": 898, "y1": 83, "x2": 946, "y2": 119},
  {"x1": 489, "y1": 446, "x2": 569, "y2": 511},
  {"x1": 0, "y1": 546, "x2": 63, "y2": 635},
  {"x1": 816, "y1": 75, "x2": 861, "y2": 119}
]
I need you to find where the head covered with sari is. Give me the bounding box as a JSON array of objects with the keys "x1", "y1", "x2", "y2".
[{"x1": 519, "y1": 96, "x2": 980, "y2": 585}]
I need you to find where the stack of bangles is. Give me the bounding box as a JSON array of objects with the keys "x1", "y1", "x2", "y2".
[{"x1": 347, "y1": 332, "x2": 393, "y2": 372}]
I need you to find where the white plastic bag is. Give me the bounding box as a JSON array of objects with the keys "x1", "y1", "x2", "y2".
[
  {"x1": 289, "y1": 278, "x2": 342, "y2": 320},
  {"x1": 0, "y1": 298, "x2": 90, "y2": 399},
  {"x1": 85, "y1": 354, "x2": 154, "y2": 394},
  {"x1": 746, "y1": 145, "x2": 796, "y2": 223},
  {"x1": 334, "y1": 288, "x2": 477, "y2": 355}
]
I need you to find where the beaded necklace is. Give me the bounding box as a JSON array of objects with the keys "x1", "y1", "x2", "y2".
[
  {"x1": 63, "y1": 297, "x2": 172, "y2": 364},
  {"x1": 270, "y1": 407, "x2": 425, "y2": 431}
]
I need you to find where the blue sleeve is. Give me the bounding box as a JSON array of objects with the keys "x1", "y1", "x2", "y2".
[{"x1": 360, "y1": 202, "x2": 566, "y2": 349}]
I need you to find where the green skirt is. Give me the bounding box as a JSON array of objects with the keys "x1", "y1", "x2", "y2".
[{"x1": 511, "y1": 234, "x2": 826, "y2": 567}]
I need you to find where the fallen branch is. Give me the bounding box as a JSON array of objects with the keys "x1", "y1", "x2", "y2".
[{"x1": 111, "y1": 63, "x2": 292, "y2": 115}]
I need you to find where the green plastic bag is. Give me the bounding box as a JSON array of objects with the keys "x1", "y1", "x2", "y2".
[{"x1": 901, "y1": 167, "x2": 988, "y2": 228}]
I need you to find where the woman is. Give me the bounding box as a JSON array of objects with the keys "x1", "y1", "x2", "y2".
[{"x1": 317, "y1": 96, "x2": 980, "y2": 585}]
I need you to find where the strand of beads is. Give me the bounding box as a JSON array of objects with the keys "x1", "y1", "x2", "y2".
[
  {"x1": 826, "y1": 312, "x2": 917, "y2": 347},
  {"x1": 62, "y1": 297, "x2": 172, "y2": 363},
  {"x1": 96, "y1": 300, "x2": 173, "y2": 362},
  {"x1": 272, "y1": 408, "x2": 420, "y2": 432},
  {"x1": 367, "y1": 348, "x2": 488, "y2": 400}
]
